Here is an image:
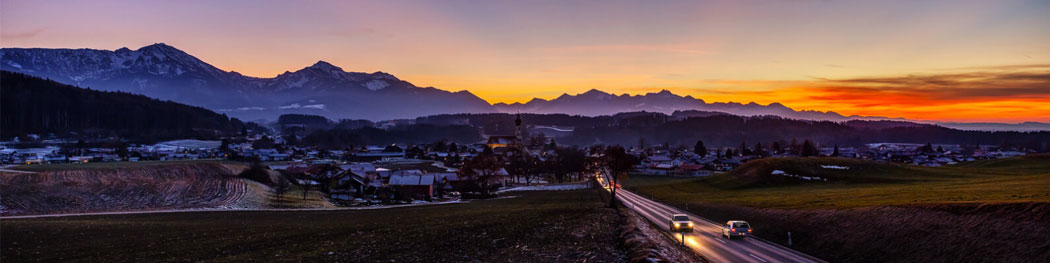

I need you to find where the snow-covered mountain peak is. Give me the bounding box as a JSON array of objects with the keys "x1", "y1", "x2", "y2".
[
  {"x1": 307, "y1": 60, "x2": 343, "y2": 72},
  {"x1": 370, "y1": 71, "x2": 398, "y2": 80}
]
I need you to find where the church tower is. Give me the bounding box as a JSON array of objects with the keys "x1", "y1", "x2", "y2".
[{"x1": 514, "y1": 113, "x2": 523, "y2": 139}]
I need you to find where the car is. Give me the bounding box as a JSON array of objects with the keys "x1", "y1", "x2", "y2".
[
  {"x1": 669, "y1": 214, "x2": 694, "y2": 232},
  {"x1": 722, "y1": 220, "x2": 752, "y2": 239}
]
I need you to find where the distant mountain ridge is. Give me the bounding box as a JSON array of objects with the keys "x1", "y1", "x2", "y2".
[
  {"x1": 1, "y1": 43, "x2": 494, "y2": 121},
  {"x1": 2, "y1": 44, "x2": 1045, "y2": 131},
  {"x1": 494, "y1": 89, "x2": 860, "y2": 120},
  {"x1": 493, "y1": 89, "x2": 1049, "y2": 131}
]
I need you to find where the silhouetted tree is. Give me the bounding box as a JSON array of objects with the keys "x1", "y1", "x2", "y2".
[
  {"x1": 832, "y1": 144, "x2": 841, "y2": 157},
  {"x1": 790, "y1": 139, "x2": 801, "y2": 155},
  {"x1": 274, "y1": 177, "x2": 290, "y2": 208},
  {"x1": 694, "y1": 140, "x2": 707, "y2": 157},
  {"x1": 921, "y1": 142, "x2": 935, "y2": 153},
  {"x1": 460, "y1": 153, "x2": 504, "y2": 195},
  {"x1": 754, "y1": 142, "x2": 768, "y2": 157},
  {"x1": 801, "y1": 140, "x2": 819, "y2": 157},
  {"x1": 603, "y1": 146, "x2": 634, "y2": 208}
]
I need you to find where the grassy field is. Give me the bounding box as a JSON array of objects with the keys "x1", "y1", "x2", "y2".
[
  {"x1": 10, "y1": 159, "x2": 247, "y2": 172},
  {"x1": 622, "y1": 155, "x2": 1050, "y2": 263},
  {"x1": 1, "y1": 190, "x2": 624, "y2": 263},
  {"x1": 624, "y1": 154, "x2": 1050, "y2": 209}
]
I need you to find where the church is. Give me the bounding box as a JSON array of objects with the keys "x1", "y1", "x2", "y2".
[{"x1": 486, "y1": 113, "x2": 524, "y2": 151}]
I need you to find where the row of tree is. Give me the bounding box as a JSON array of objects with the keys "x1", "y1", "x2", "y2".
[{"x1": 693, "y1": 139, "x2": 822, "y2": 157}]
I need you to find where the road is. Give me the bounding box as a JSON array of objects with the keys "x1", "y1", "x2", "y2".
[{"x1": 597, "y1": 172, "x2": 826, "y2": 263}]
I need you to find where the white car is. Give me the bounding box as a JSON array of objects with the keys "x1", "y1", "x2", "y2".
[
  {"x1": 669, "y1": 214, "x2": 694, "y2": 232},
  {"x1": 722, "y1": 220, "x2": 752, "y2": 239}
]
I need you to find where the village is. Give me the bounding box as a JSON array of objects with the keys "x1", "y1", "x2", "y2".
[{"x1": 0, "y1": 113, "x2": 1035, "y2": 207}]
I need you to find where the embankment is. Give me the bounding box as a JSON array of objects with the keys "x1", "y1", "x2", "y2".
[{"x1": 0, "y1": 162, "x2": 256, "y2": 216}]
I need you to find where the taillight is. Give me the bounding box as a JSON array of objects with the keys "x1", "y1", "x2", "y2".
[
  {"x1": 731, "y1": 228, "x2": 736, "y2": 232},
  {"x1": 748, "y1": 229, "x2": 752, "y2": 233}
]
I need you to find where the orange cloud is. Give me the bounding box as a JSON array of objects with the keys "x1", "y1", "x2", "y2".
[{"x1": 696, "y1": 68, "x2": 1050, "y2": 122}]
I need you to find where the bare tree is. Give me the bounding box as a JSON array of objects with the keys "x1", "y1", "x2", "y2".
[
  {"x1": 603, "y1": 146, "x2": 635, "y2": 208},
  {"x1": 460, "y1": 153, "x2": 504, "y2": 196},
  {"x1": 274, "y1": 178, "x2": 290, "y2": 208}
]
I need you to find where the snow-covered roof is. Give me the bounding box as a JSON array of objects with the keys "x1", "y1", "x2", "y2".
[
  {"x1": 648, "y1": 155, "x2": 672, "y2": 162},
  {"x1": 390, "y1": 170, "x2": 423, "y2": 177},
  {"x1": 389, "y1": 175, "x2": 435, "y2": 186}
]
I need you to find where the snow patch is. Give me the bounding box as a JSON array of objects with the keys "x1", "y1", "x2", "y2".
[
  {"x1": 279, "y1": 103, "x2": 324, "y2": 110},
  {"x1": 365, "y1": 79, "x2": 389, "y2": 91},
  {"x1": 497, "y1": 183, "x2": 591, "y2": 193},
  {"x1": 820, "y1": 165, "x2": 850, "y2": 170},
  {"x1": 772, "y1": 170, "x2": 828, "y2": 181}
]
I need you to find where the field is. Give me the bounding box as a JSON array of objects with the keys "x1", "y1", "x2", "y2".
[
  {"x1": 8, "y1": 159, "x2": 246, "y2": 172},
  {"x1": 1, "y1": 190, "x2": 625, "y2": 263},
  {"x1": 626, "y1": 154, "x2": 1050, "y2": 209},
  {"x1": 623, "y1": 155, "x2": 1050, "y2": 263},
  {"x1": 0, "y1": 161, "x2": 332, "y2": 216}
]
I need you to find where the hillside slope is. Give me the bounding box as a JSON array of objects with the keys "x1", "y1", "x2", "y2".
[{"x1": 1, "y1": 71, "x2": 248, "y2": 141}]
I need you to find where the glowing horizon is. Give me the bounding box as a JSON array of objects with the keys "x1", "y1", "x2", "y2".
[{"x1": 2, "y1": 0, "x2": 1048, "y2": 122}]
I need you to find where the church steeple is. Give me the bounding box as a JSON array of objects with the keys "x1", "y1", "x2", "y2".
[{"x1": 514, "y1": 113, "x2": 522, "y2": 138}]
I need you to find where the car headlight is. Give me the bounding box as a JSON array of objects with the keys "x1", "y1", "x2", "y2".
[{"x1": 674, "y1": 223, "x2": 680, "y2": 227}]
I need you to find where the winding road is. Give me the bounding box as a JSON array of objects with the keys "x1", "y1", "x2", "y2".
[{"x1": 597, "y1": 172, "x2": 826, "y2": 263}]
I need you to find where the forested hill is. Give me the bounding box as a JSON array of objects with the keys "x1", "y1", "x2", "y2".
[
  {"x1": 417, "y1": 113, "x2": 1050, "y2": 150},
  {"x1": 1, "y1": 71, "x2": 247, "y2": 141}
]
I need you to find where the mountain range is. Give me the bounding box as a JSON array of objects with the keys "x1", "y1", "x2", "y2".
[
  {"x1": 0, "y1": 43, "x2": 492, "y2": 121},
  {"x1": 2, "y1": 43, "x2": 1046, "y2": 131},
  {"x1": 493, "y1": 89, "x2": 854, "y2": 121}
]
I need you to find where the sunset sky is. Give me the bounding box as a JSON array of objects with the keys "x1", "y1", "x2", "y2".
[{"x1": 2, "y1": 0, "x2": 1048, "y2": 122}]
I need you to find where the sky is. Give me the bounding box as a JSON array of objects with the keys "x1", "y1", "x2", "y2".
[{"x1": 2, "y1": 0, "x2": 1049, "y2": 122}]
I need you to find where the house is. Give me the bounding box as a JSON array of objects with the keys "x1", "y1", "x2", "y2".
[
  {"x1": 430, "y1": 172, "x2": 459, "y2": 195},
  {"x1": 330, "y1": 171, "x2": 368, "y2": 200},
  {"x1": 43, "y1": 154, "x2": 68, "y2": 164},
  {"x1": 645, "y1": 155, "x2": 673, "y2": 168},
  {"x1": 353, "y1": 146, "x2": 405, "y2": 161},
  {"x1": 69, "y1": 156, "x2": 93, "y2": 163},
  {"x1": 388, "y1": 174, "x2": 435, "y2": 200}
]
